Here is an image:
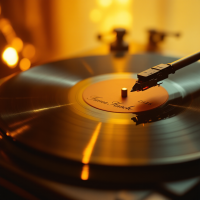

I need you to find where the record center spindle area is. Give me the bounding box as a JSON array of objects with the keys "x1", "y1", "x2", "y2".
[{"x1": 82, "y1": 78, "x2": 169, "y2": 113}]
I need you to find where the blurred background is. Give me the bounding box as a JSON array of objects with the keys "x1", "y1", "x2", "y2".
[{"x1": 0, "y1": 0, "x2": 200, "y2": 78}]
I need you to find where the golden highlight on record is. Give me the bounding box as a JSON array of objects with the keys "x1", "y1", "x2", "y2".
[
  {"x1": 81, "y1": 122, "x2": 102, "y2": 180},
  {"x1": 2, "y1": 40, "x2": 200, "y2": 199}
]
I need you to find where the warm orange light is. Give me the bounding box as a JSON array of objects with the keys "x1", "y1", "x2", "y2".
[
  {"x1": 81, "y1": 123, "x2": 102, "y2": 180},
  {"x1": 19, "y1": 58, "x2": 31, "y2": 71},
  {"x1": 81, "y1": 164, "x2": 89, "y2": 180},
  {"x1": 1, "y1": 24, "x2": 13, "y2": 35},
  {"x1": 11, "y1": 37, "x2": 23, "y2": 52},
  {"x1": 0, "y1": 19, "x2": 16, "y2": 42},
  {"x1": 9, "y1": 125, "x2": 30, "y2": 137},
  {"x1": 101, "y1": 10, "x2": 132, "y2": 32},
  {"x1": 22, "y1": 44, "x2": 36, "y2": 59},
  {"x1": 0, "y1": 5, "x2": 1, "y2": 15},
  {"x1": 0, "y1": 19, "x2": 13, "y2": 36},
  {"x1": 90, "y1": 9, "x2": 102, "y2": 22},
  {"x1": 114, "y1": 10, "x2": 132, "y2": 27},
  {"x1": 82, "y1": 122, "x2": 102, "y2": 164},
  {"x1": 2, "y1": 47, "x2": 18, "y2": 67},
  {"x1": 97, "y1": 0, "x2": 113, "y2": 7},
  {"x1": 116, "y1": 0, "x2": 130, "y2": 4},
  {"x1": 102, "y1": 16, "x2": 113, "y2": 32},
  {"x1": 0, "y1": 19, "x2": 10, "y2": 29}
]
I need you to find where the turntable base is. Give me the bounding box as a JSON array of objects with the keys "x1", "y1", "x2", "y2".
[{"x1": 1, "y1": 53, "x2": 200, "y2": 199}]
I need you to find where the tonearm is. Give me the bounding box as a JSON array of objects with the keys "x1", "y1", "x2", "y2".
[{"x1": 131, "y1": 51, "x2": 200, "y2": 92}]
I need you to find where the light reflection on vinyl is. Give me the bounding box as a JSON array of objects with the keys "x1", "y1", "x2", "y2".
[{"x1": 1, "y1": 53, "x2": 200, "y2": 185}]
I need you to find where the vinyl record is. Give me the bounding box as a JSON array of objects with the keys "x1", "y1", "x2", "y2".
[{"x1": 1, "y1": 53, "x2": 200, "y2": 186}]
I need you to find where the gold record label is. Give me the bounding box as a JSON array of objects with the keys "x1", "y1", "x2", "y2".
[{"x1": 82, "y1": 78, "x2": 169, "y2": 113}]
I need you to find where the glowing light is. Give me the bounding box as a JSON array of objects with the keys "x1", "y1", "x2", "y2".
[
  {"x1": 102, "y1": 16, "x2": 113, "y2": 32},
  {"x1": 116, "y1": 0, "x2": 130, "y2": 4},
  {"x1": 114, "y1": 11, "x2": 132, "y2": 27},
  {"x1": 11, "y1": 37, "x2": 23, "y2": 52},
  {"x1": 1, "y1": 24, "x2": 13, "y2": 35},
  {"x1": 0, "y1": 5, "x2": 1, "y2": 15},
  {"x1": 90, "y1": 9, "x2": 102, "y2": 22},
  {"x1": 19, "y1": 58, "x2": 31, "y2": 71},
  {"x1": 9, "y1": 125, "x2": 30, "y2": 137},
  {"x1": 0, "y1": 18, "x2": 9, "y2": 28},
  {"x1": 82, "y1": 122, "x2": 102, "y2": 164},
  {"x1": 143, "y1": 86, "x2": 149, "y2": 90},
  {"x1": 0, "y1": 19, "x2": 16, "y2": 42},
  {"x1": 97, "y1": 0, "x2": 113, "y2": 7},
  {"x1": 81, "y1": 122, "x2": 102, "y2": 180},
  {"x1": 22, "y1": 44, "x2": 36, "y2": 59},
  {"x1": 81, "y1": 165, "x2": 89, "y2": 180},
  {"x1": 2, "y1": 47, "x2": 18, "y2": 67}
]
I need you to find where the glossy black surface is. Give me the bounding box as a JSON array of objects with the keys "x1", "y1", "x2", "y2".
[{"x1": 0, "y1": 53, "x2": 200, "y2": 185}]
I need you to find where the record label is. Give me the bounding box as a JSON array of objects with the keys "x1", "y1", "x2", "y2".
[{"x1": 82, "y1": 78, "x2": 169, "y2": 113}]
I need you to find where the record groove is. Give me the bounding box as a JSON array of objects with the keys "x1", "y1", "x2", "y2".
[{"x1": 0, "y1": 54, "x2": 200, "y2": 184}]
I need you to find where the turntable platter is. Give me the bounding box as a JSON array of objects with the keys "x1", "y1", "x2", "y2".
[{"x1": 1, "y1": 54, "x2": 200, "y2": 184}]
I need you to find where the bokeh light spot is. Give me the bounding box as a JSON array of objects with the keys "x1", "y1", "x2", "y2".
[
  {"x1": 2, "y1": 47, "x2": 18, "y2": 68},
  {"x1": 11, "y1": 37, "x2": 23, "y2": 52},
  {"x1": 0, "y1": 18, "x2": 9, "y2": 27},
  {"x1": 114, "y1": 10, "x2": 132, "y2": 27},
  {"x1": 19, "y1": 58, "x2": 31, "y2": 71},
  {"x1": 90, "y1": 9, "x2": 102, "y2": 22},
  {"x1": 102, "y1": 16, "x2": 113, "y2": 32},
  {"x1": 97, "y1": 0, "x2": 113, "y2": 7},
  {"x1": 116, "y1": 0, "x2": 130, "y2": 5},
  {"x1": 101, "y1": 11, "x2": 132, "y2": 32},
  {"x1": 1, "y1": 24, "x2": 12, "y2": 35},
  {"x1": 22, "y1": 44, "x2": 36, "y2": 59}
]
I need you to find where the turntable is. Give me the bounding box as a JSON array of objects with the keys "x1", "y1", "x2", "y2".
[{"x1": 0, "y1": 51, "x2": 200, "y2": 199}]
